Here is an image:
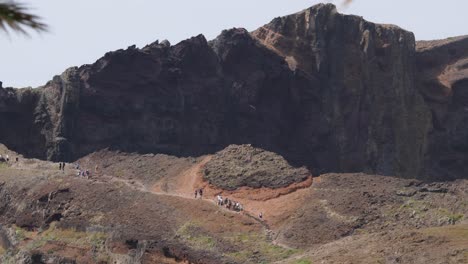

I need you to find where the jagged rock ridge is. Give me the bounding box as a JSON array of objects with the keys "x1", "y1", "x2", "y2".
[{"x1": 0, "y1": 3, "x2": 467, "y2": 181}]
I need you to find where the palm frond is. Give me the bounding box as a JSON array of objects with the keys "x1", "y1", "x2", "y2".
[{"x1": 0, "y1": 1, "x2": 47, "y2": 35}]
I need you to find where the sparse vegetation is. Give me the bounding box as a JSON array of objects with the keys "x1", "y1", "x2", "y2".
[
  {"x1": 448, "y1": 214, "x2": 464, "y2": 223},
  {"x1": 0, "y1": 162, "x2": 8, "y2": 170},
  {"x1": 177, "y1": 222, "x2": 299, "y2": 263},
  {"x1": 226, "y1": 232, "x2": 299, "y2": 263},
  {"x1": 14, "y1": 225, "x2": 28, "y2": 241},
  {"x1": 437, "y1": 209, "x2": 464, "y2": 224},
  {"x1": 9, "y1": 223, "x2": 109, "y2": 262},
  {"x1": 176, "y1": 222, "x2": 217, "y2": 250},
  {"x1": 423, "y1": 225, "x2": 468, "y2": 240},
  {"x1": 294, "y1": 259, "x2": 312, "y2": 264}
]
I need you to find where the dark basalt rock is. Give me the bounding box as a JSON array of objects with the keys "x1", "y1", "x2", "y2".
[
  {"x1": 0, "y1": 4, "x2": 466, "y2": 181},
  {"x1": 416, "y1": 36, "x2": 468, "y2": 181},
  {"x1": 252, "y1": 3, "x2": 432, "y2": 178}
]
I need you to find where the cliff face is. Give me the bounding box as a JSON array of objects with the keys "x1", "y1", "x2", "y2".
[
  {"x1": 416, "y1": 36, "x2": 468, "y2": 180},
  {"x1": 253, "y1": 4, "x2": 432, "y2": 178},
  {"x1": 2, "y1": 29, "x2": 308, "y2": 163},
  {"x1": 0, "y1": 4, "x2": 466, "y2": 180},
  {"x1": 0, "y1": 87, "x2": 44, "y2": 158}
]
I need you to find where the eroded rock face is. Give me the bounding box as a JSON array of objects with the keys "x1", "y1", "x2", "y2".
[
  {"x1": 416, "y1": 36, "x2": 468, "y2": 180},
  {"x1": 0, "y1": 4, "x2": 466, "y2": 180},
  {"x1": 0, "y1": 87, "x2": 45, "y2": 158},
  {"x1": 1, "y1": 29, "x2": 312, "y2": 167},
  {"x1": 252, "y1": 3, "x2": 432, "y2": 178}
]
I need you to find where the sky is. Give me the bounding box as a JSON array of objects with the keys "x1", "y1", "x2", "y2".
[{"x1": 1, "y1": 0, "x2": 467, "y2": 88}]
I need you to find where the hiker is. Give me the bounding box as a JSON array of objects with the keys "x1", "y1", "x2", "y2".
[
  {"x1": 15, "y1": 157, "x2": 18, "y2": 162},
  {"x1": 194, "y1": 190, "x2": 198, "y2": 199},
  {"x1": 5, "y1": 155, "x2": 9, "y2": 162},
  {"x1": 247, "y1": 152, "x2": 253, "y2": 163},
  {"x1": 59, "y1": 163, "x2": 62, "y2": 170},
  {"x1": 217, "y1": 195, "x2": 223, "y2": 206},
  {"x1": 259, "y1": 212, "x2": 263, "y2": 219},
  {"x1": 62, "y1": 163, "x2": 65, "y2": 171},
  {"x1": 198, "y1": 188, "x2": 203, "y2": 198}
]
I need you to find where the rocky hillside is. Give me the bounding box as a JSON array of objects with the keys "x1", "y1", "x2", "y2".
[
  {"x1": 0, "y1": 3, "x2": 467, "y2": 181},
  {"x1": 0, "y1": 144, "x2": 466, "y2": 263},
  {"x1": 203, "y1": 144, "x2": 310, "y2": 190}
]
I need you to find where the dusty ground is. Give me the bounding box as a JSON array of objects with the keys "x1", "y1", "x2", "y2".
[{"x1": 0, "y1": 144, "x2": 467, "y2": 263}]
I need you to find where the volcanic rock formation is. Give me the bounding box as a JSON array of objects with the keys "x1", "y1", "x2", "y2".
[
  {"x1": 203, "y1": 144, "x2": 310, "y2": 190},
  {"x1": 0, "y1": 3, "x2": 467, "y2": 181},
  {"x1": 416, "y1": 36, "x2": 468, "y2": 180}
]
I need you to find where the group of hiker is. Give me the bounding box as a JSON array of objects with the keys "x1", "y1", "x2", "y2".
[
  {"x1": 73, "y1": 163, "x2": 95, "y2": 179},
  {"x1": 194, "y1": 188, "x2": 204, "y2": 199},
  {"x1": 192, "y1": 190, "x2": 265, "y2": 220},
  {"x1": 194, "y1": 189, "x2": 245, "y2": 213},
  {"x1": 216, "y1": 195, "x2": 244, "y2": 212},
  {"x1": 58, "y1": 162, "x2": 66, "y2": 171},
  {"x1": 0, "y1": 154, "x2": 18, "y2": 163},
  {"x1": 57, "y1": 162, "x2": 97, "y2": 179}
]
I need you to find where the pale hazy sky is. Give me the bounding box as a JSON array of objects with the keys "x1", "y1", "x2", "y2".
[{"x1": 1, "y1": 0, "x2": 467, "y2": 88}]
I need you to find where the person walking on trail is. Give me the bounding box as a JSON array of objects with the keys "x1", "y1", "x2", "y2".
[
  {"x1": 62, "y1": 163, "x2": 65, "y2": 171},
  {"x1": 217, "y1": 195, "x2": 223, "y2": 206},
  {"x1": 6, "y1": 155, "x2": 9, "y2": 162},
  {"x1": 199, "y1": 188, "x2": 203, "y2": 198},
  {"x1": 194, "y1": 190, "x2": 198, "y2": 199},
  {"x1": 59, "y1": 163, "x2": 62, "y2": 170},
  {"x1": 259, "y1": 212, "x2": 263, "y2": 219},
  {"x1": 247, "y1": 152, "x2": 253, "y2": 163}
]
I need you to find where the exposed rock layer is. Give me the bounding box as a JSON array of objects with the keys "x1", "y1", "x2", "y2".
[{"x1": 0, "y1": 3, "x2": 466, "y2": 180}]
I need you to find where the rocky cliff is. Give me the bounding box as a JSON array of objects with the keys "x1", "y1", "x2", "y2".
[
  {"x1": 416, "y1": 36, "x2": 468, "y2": 180},
  {"x1": 252, "y1": 4, "x2": 432, "y2": 178},
  {"x1": 0, "y1": 3, "x2": 466, "y2": 180}
]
